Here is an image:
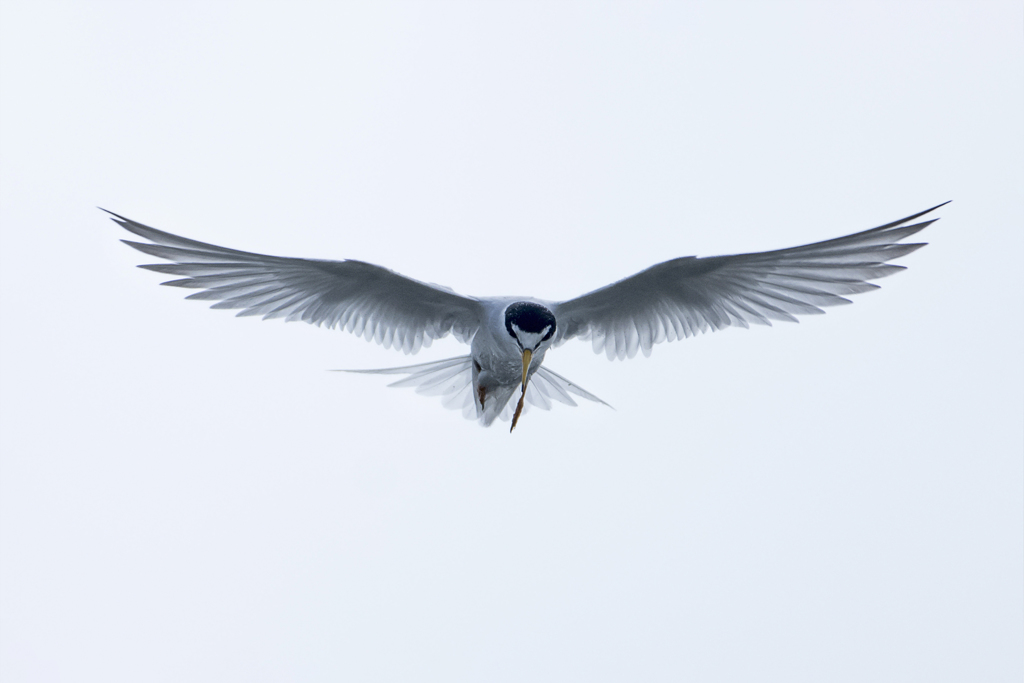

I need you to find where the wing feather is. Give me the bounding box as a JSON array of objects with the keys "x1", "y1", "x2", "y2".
[
  {"x1": 108, "y1": 210, "x2": 483, "y2": 353},
  {"x1": 554, "y1": 203, "x2": 946, "y2": 360}
]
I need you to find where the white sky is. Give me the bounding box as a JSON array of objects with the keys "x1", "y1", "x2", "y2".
[{"x1": 1, "y1": 1, "x2": 1021, "y2": 681}]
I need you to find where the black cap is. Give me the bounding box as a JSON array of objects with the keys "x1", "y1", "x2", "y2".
[{"x1": 505, "y1": 301, "x2": 556, "y2": 341}]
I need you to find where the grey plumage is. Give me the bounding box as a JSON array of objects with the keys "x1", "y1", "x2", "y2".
[
  {"x1": 110, "y1": 202, "x2": 944, "y2": 428},
  {"x1": 551, "y1": 204, "x2": 942, "y2": 359}
]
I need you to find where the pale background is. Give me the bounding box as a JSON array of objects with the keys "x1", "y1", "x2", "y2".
[{"x1": 1, "y1": 2, "x2": 1021, "y2": 681}]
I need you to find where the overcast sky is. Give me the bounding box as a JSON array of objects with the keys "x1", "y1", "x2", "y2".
[{"x1": 1, "y1": 2, "x2": 1021, "y2": 681}]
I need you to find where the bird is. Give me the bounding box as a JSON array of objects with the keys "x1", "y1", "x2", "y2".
[{"x1": 108, "y1": 202, "x2": 946, "y2": 431}]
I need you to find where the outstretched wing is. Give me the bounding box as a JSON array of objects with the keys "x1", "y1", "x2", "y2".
[
  {"x1": 553, "y1": 203, "x2": 946, "y2": 360},
  {"x1": 110, "y1": 210, "x2": 483, "y2": 353}
]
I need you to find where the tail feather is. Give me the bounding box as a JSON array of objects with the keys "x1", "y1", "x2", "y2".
[
  {"x1": 337, "y1": 356, "x2": 610, "y2": 427},
  {"x1": 532, "y1": 366, "x2": 611, "y2": 408}
]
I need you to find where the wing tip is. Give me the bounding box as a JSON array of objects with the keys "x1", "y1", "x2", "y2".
[{"x1": 883, "y1": 201, "x2": 951, "y2": 230}]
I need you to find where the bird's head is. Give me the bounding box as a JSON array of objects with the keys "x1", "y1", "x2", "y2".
[{"x1": 504, "y1": 301, "x2": 556, "y2": 390}]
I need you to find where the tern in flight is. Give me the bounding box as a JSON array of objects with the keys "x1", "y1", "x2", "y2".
[{"x1": 110, "y1": 203, "x2": 945, "y2": 431}]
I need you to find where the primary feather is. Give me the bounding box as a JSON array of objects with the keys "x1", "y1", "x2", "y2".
[
  {"x1": 552, "y1": 203, "x2": 944, "y2": 359},
  {"x1": 109, "y1": 210, "x2": 482, "y2": 354}
]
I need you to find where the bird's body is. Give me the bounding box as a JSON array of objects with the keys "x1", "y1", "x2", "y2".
[{"x1": 109, "y1": 203, "x2": 945, "y2": 431}]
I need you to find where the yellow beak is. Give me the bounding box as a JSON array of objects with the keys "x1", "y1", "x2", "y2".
[{"x1": 510, "y1": 348, "x2": 533, "y2": 433}]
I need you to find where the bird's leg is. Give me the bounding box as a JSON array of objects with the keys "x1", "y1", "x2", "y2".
[{"x1": 477, "y1": 385, "x2": 486, "y2": 410}]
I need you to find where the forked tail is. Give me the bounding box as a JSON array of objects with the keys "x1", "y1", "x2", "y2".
[{"x1": 337, "y1": 356, "x2": 610, "y2": 427}]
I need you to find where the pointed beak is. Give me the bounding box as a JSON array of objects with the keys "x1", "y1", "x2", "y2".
[{"x1": 510, "y1": 348, "x2": 533, "y2": 434}]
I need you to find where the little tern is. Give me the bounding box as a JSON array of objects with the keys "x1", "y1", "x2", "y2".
[{"x1": 109, "y1": 203, "x2": 945, "y2": 431}]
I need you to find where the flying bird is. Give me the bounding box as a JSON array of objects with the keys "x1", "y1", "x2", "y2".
[{"x1": 109, "y1": 203, "x2": 945, "y2": 431}]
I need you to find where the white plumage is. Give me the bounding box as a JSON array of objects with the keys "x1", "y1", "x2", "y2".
[{"x1": 110, "y1": 202, "x2": 944, "y2": 430}]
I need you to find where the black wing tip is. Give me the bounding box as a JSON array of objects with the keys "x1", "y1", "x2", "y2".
[
  {"x1": 99, "y1": 207, "x2": 132, "y2": 223},
  {"x1": 897, "y1": 200, "x2": 951, "y2": 226},
  {"x1": 105, "y1": 209, "x2": 149, "y2": 238},
  {"x1": 103, "y1": 208, "x2": 171, "y2": 240},
  {"x1": 858, "y1": 202, "x2": 949, "y2": 239}
]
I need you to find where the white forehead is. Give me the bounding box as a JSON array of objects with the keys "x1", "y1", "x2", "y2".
[{"x1": 511, "y1": 323, "x2": 551, "y2": 349}]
